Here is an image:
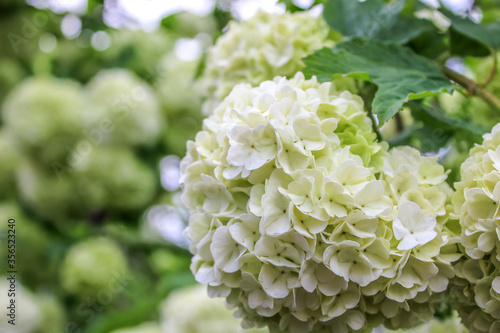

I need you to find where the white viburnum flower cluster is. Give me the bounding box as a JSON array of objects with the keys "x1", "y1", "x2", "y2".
[
  {"x1": 181, "y1": 73, "x2": 460, "y2": 333},
  {"x1": 451, "y1": 123, "x2": 500, "y2": 333},
  {"x1": 202, "y1": 11, "x2": 333, "y2": 115}
]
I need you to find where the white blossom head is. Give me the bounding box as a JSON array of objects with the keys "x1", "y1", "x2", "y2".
[
  {"x1": 17, "y1": 146, "x2": 157, "y2": 221},
  {"x1": 85, "y1": 69, "x2": 164, "y2": 147},
  {"x1": 59, "y1": 237, "x2": 129, "y2": 298},
  {"x1": 180, "y1": 73, "x2": 459, "y2": 332},
  {"x1": 0, "y1": 279, "x2": 41, "y2": 333},
  {"x1": 451, "y1": 123, "x2": 500, "y2": 332},
  {"x1": 1, "y1": 76, "x2": 85, "y2": 163},
  {"x1": 202, "y1": 11, "x2": 333, "y2": 114},
  {"x1": 161, "y1": 284, "x2": 267, "y2": 333}
]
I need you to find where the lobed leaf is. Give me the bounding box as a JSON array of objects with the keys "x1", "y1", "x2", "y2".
[{"x1": 303, "y1": 39, "x2": 453, "y2": 124}]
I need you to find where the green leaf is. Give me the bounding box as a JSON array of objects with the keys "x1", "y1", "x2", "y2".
[
  {"x1": 409, "y1": 101, "x2": 487, "y2": 136},
  {"x1": 440, "y1": 8, "x2": 500, "y2": 51},
  {"x1": 449, "y1": 27, "x2": 490, "y2": 57},
  {"x1": 303, "y1": 39, "x2": 453, "y2": 124},
  {"x1": 407, "y1": 28, "x2": 447, "y2": 59},
  {"x1": 323, "y1": 0, "x2": 433, "y2": 44}
]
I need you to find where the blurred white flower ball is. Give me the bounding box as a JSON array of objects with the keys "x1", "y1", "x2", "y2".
[
  {"x1": 60, "y1": 237, "x2": 129, "y2": 298},
  {"x1": 161, "y1": 284, "x2": 267, "y2": 333},
  {"x1": 1, "y1": 76, "x2": 85, "y2": 162},
  {"x1": 85, "y1": 69, "x2": 164, "y2": 147},
  {"x1": 17, "y1": 146, "x2": 157, "y2": 220},
  {"x1": 0, "y1": 279, "x2": 41, "y2": 333},
  {"x1": 202, "y1": 10, "x2": 333, "y2": 114}
]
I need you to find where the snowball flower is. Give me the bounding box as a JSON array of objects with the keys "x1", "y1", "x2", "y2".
[
  {"x1": 181, "y1": 73, "x2": 458, "y2": 332},
  {"x1": 59, "y1": 237, "x2": 129, "y2": 298},
  {"x1": 202, "y1": 10, "x2": 333, "y2": 114},
  {"x1": 1, "y1": 76, "x2": 85, "y2": 163},
  {"x1": 451, "y1": 123, "x2": 500, "y2": 332},
  {"x1": 17, "y1": 146, "x2": 157, "y2": 222},
  {"x1": 161, "y1": 285, "x2": 267, "y2": 333},
  {"x1": 85, "y1": 69, "x2": 164, "y2": 146},
  {"x1": 0, "y1": 279, "x2": 41, "y2": 333}
]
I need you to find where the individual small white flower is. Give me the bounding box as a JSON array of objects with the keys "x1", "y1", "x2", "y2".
[
  {"x1": 393, "y1": 201, "x2": 437, "y2": 250},
  {"x1": 189, "y1": 175, "x2": 234, "y2": 214},
  {"x1": 227, "y1": 124, "x2": 277, "y2": 175},
  {"x1": 211, "y1": 226, "x2": 246, "y2": 273},
  {"x1": 352, "y1": 180, "x2": 392, "y2": 217},
  {"x1": 319, "y1": 180, "x2": 352, "y2": 218},
  {"x1": 324, "y1": 240, "x2": 379, "y2": 287}
]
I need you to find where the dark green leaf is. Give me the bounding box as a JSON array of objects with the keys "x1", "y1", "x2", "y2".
[
  {"x1": 407, "y1": 28, "x2": 447, "y2": 59},
  {"x1": 409, "y1": 101, "x2": 488, "y2": 136},
  {"x1": 449, "y1": 27, "x2": 491, "y2": 57},
  {"x1": 440, "y1": 8, "x2": 500, "y2": 50},
  {"x1": 303, "y1": 39, "x2": 453, "y2": 124},
  {"x1": 323, "y1": 0, "x2": 433, "y2": 43}
]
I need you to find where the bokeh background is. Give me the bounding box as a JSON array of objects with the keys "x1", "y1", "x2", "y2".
[
  {"x1": 0, "y1": 0, "x2": 496, "y2": 333},
  {"x1": 0, "y1": 1, "x2": 285, "y2": 332}
]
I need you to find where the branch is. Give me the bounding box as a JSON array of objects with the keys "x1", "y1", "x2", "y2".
[
  {"x1": 368, "y1": 110, "x2": 383, "y2": 142},
  {"x1": 480, "y1": 52, "x2": 497, "y2": 87},
  {"x1": 394, "y1": 113, "x2": 404, "y2": 133},
  {"x1": 441, "y1": 65, "x2": 500, "y2": 115},
  {"x1": 355, "y1": 80, "x2": 383, "y2": 141}
]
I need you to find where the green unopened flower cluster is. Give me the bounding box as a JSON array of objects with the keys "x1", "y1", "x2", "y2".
[
  {"x1": 451, "y1": 123, "x2": 500, "y2": 332},
  {"x1": 161, "y1": 285, "x2": 267, "y2": 333},
  {"x1": 202, "y1": 11, "x2": 333, "y2": 114},
  {"x1": 1, "y1": 73, "x2": 160, "y2": 222},
  {"x1": 181, "y1": 73, "x2": 459, "y2": 332},
  {"x1": 60, "y1": 237, "x2": 129, "y2": 298},
  {"x1": 2, "y1": 77, "x2": 86, "y2": 163},
  {"x1": 85, "y1": 69, "x2": 164, "y2": 146}
]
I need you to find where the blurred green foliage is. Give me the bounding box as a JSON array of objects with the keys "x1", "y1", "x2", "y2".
[{"x1": 0, "y1": 1, "x2": 215, "y2": 332}]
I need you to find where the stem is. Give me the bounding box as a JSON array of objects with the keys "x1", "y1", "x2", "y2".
[
  {"x1": 355, "y1": 80, "x2": 383, "y2": 141},
  {"x1": 481, "y1": 52, "x2": 497, "y2": 87},
  {"x1": 368, "y1": 110, "x2": 383, "y2": 142},
  {"x1": 394, "y1": 113, "x2": 404, "y2": 133},
  {"x1": 441, "y1": 65, "x2": 500, "y2": 115}
]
